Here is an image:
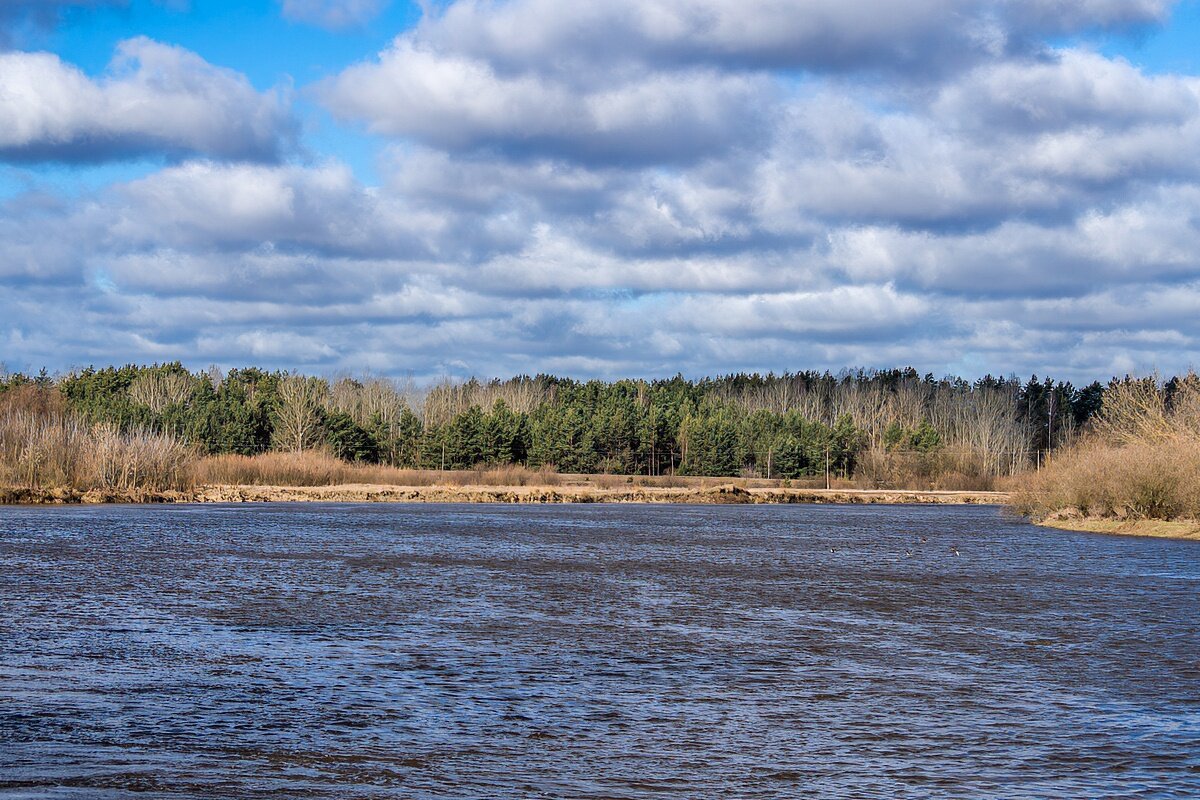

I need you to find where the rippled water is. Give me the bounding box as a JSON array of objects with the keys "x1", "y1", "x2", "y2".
[{"x1": 1, "y1": 503, "x2": 1198, "y2": 798}]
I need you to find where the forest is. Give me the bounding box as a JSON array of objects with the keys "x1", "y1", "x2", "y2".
[{"x1": 0, "y1": 362, "x2": 1111, "y2": 490}]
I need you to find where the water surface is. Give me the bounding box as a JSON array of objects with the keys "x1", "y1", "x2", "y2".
[{"x1": 1, "y1": 503, "x2": 1197, "y2": 798}]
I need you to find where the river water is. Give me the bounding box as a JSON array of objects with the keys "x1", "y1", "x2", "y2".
[{"x1": 1, "y1": 503, "x2": 1197, "y2": 798}]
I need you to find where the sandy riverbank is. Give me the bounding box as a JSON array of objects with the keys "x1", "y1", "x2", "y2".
[
  {"x1": 1037, "y1": 516, "x2": 1200, "y2": 541},
  {"x1": 15, "y1": 483, "x2": 1200, "y2": 541},
  {"x1": 1, "y1": 483, "x2": 1008, "y2": 506}
]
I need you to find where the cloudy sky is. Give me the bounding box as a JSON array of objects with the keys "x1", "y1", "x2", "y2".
[{"x1": 2, "y1": 0, "x2": 1199, "y2": 382}]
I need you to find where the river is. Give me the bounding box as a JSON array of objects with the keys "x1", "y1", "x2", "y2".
[{"x1": 1, "y1": 503, "x2": 1197, "y2": 798}]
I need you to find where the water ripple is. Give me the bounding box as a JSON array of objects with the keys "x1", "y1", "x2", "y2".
[{"x1": 1, "y1": 503, "x2": 1197, "y2": 798}]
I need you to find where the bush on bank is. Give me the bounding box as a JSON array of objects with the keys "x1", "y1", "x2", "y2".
[{"x1": 1013, "y1": 374, "x2": 1200, "y2": 522}]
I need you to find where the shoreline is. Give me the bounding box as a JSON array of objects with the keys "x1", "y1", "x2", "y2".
[
  {"x1": 9, "y1": 484, "x2": 1199, "y2": 541},
  {"x1": 1, "y1": 483, "x2": 1008, "y2": 507},
  {"x1": 1037, "y1": 516, "x2": 1200, "y2": 541}
]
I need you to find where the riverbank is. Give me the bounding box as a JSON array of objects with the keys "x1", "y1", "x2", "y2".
[
  {"x1": 1037, "y1": 515, "x2": 1200, "y2": 541},
  {"x1": 13, "y1": 483, "x2": 1200, "y2": 541},
  {"x1": 1, "y1": 483, "x2": 1008, "y2": 506}
]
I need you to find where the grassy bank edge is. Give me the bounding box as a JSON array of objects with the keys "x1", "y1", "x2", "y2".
[
  {"x1": 1036, "y1": 516, "x2": 1200, "y2": 541},
  {"x1": 1, "y1": 483, "x2": 1009, "y2": 507}
]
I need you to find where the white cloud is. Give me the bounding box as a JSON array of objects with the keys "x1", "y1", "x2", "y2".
[
  {"x1": 109, "y1": 160, "x2": 444, "y2": 258},
  {"x1": 0, "y1": 38, "x2": 294, "y2": 162},
  {"x1": 3, "y1": 0, "x2": 1200, "y2": 382},
  {"x1": 421, "y1": 0, "x2": 1173, "y2": 74},
  {"x1": 319, "y1": 39, "x2": 770, "y2": 163},
  {"x1": 937, "y1": 50, "x2": 1200, "y2": 132},
  {"x1": 667, "y1": 284, "x2": 930, "y2": 339}
]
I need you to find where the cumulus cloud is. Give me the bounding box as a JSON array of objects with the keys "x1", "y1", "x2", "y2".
[
  {"x1": 827, "y1": 188, "x2": 1200, "y2": 297},
  {"x1": 666, "y1": 285, "x2": 931, "y2": 341},
  {"x1": 3, "y1": 0, "x2": 1200, "y2": 381},
  {"x1": 937, "y1": 50, "x2": 1200, "y2": 133},
  {"x1": 420, "y1": 0, "x2": 1174, "y2": 75},
  {"x1": 4, "y1": 141, "x2": 1197, "y2": 382},
  {"x1": 0, "y1": 191, "x2": 98, "y2": 284},
  {"x1": 318, "y1": 0, "x2": 1188, "y2": 179},
  {"x1": 319, "y1": 40, "x2": 771, "y2": 164},
  {"x1": 745, "y1": 52, "x2": 1200, "y2": 234},
  {"x1": 0, "y1": 37, "x2": 294, "y2": 162}
]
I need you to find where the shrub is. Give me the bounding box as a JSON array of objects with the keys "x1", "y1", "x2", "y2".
[
  {"x1": 1012, "y1": 437, "x2": 1200, "y2": 521},
  {"x1": 0, "y1": 409, "x2": 194, "y2": 492}
]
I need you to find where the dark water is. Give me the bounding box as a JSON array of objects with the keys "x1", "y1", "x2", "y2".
[{"x1": 1, "y1": 504, "x2": 1197, "y2": 799}]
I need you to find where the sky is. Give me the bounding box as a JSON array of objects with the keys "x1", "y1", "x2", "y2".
[{"x1": 1, "y1": 0, "x2": 1199, "y2": 383}]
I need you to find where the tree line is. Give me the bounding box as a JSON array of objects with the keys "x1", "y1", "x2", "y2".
[{"x1": 0, "y1": 363, "x2": 1111, "y2": 485}]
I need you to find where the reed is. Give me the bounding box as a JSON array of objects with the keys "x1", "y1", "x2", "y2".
[
  {"x1": 90, "y1": 423, "x2": 195, "y2": 492},
  {"x1": 0, "y1": 409, "x2": 194, "y2": 492},
  {"x1": 0, "y1": 410, "x2": 93, "y2": 490},
  {"x1": 192, "y1": 450, "x2": 562, "y2": 488}
]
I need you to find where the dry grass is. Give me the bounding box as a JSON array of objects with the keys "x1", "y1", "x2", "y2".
[
  {"x1": 1013, "y1": 374, "x2": 1200, "y2": 522},
  {"x1": 1012, "y1": 376, "x2": 1200, "y2": 525},
  {"x1": 192, "y1": 452, "x2": 829, "y2": 490},
  {"x1": 1039, "y1": 517, "x2": 1200, "y2": 541},
  {"x1": 0, "y1": 410, "x2": 92, "y2": 490},
  {"x1": 193, "y1": 451, "x2": 562, "y2": 488},
  {"x1": 852, "y1": 447, "x2": 997, "y2": 491},
  {"x1": 0, "y1": 409, "x2": 194, "y2": 492},
  {"x1": 1012, "y1": 437, "x2": 1200, "y2": 522},
  {"x1": 89, "y1": 423, "x2": 194, "y2": 492}
]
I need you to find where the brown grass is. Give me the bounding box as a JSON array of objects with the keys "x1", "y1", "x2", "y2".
[
  {"x1": 0, "y1": 409, "x2": 194, "y2": 492},
  {"x1": 191, "y1": 453, "x2": 836, "y2": 491},
  {"x1": 1011, "y1": 437, "x2": 1200, "y2": 522},
  {"x1": 1039, "y1": 517, "x2": 1200, "y2": 541},
  {"x1": 186, "y1": 483, "x2": 1005, "y2": 506},
  {"x1": 1012, "y1": 373, "x2": 1200, "y2": 524},
  {"x1": 851, "y1": 447, "x2": 997, "y2": 491},
  {"x1": 192, "y1": 451, "x2": 562, "y2": 488}
]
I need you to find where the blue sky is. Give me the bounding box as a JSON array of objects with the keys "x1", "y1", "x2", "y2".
[{"x1": 2, "y1": 0, "x2": 1200, "y2": 382}]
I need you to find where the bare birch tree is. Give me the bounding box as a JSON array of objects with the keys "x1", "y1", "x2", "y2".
[
  {"x1": 272, "y1": 374, "x2": 326, "y2": 452},
  {"x1": 129, "y1": 372, "x2": 193, "y2": 413}
]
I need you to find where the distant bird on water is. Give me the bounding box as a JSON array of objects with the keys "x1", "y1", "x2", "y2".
[{"x1": 951, "y1": 547, "x2": 960, "y2": 556}]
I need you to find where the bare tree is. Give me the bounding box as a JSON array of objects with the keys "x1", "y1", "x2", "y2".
[
  {"x1": 791, "y1": 387, "x2": 826, "y2": 424},
  {"x1": 474, "y1": 377, "x2": 548, "y2": 415},
  {"x1": 361, "y1": 378, "x2": 406, "y2": 427},
  {"x1": 129, "y1": 372, "x2": 193, "y2": 413},
  {"x1": 1092, "y1": 371, "x2": 1200, "y2": 445},
  {"x1": 272, "y1": 374, "x2": 326, "y2": 452},
  {"x1": 327, "y1": 376, "x2": 365, "y2": 421},
  {"x1": 1092, "y1": 375, "x2": 1170, "y2": 445},
  {"x1": 943, "y1": 387, "x2": 1029, "y2": 476},
  {"x1": 422, "y1": 378, "x2": 471, "y2": 428},
  {"x1": 1170, "y1": 372, "x2": 1200, "y2": 438},
  {"x1": 205, "y1": 365, "x2": 226, "y2": 391}
]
